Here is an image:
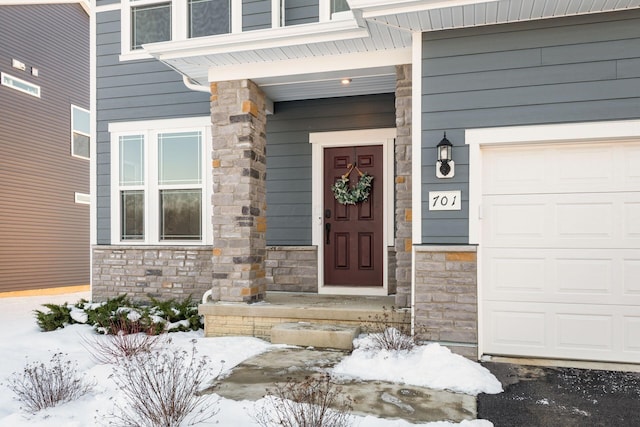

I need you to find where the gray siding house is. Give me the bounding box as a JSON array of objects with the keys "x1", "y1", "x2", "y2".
[
  {"x1": 0, "y1": 1, "x2": 90, "y2": 294},
  {"x1": 92, "y1": 0, "x2": 640, "y2": 365}
]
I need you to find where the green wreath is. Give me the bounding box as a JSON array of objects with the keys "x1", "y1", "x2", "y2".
[{"x1": 331, "y1": 172, "x2": 374, "y2": 205}]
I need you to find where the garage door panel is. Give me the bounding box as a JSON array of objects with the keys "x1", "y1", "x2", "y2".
[
  {"x1": 488, "y1": 307, "x2": 546, "y2": 348},
  {"x1": 556, "y1": 201, "x2": 614, "y2": 239},
  {"x1": 626, "y1": 202, "x2": 640, "y2": 238},
  {"x1": 484, "y1": 193, "x2": 640, "y2": 248},
  {"x1": 556, "y1": 313, "x2": 613, "y2": 351},
  {"x1": 483, "y1": 142, "x2": 640, "y2": 195},
  {"x1": 625, "y1": 317, "x2": 640, "y2": 352},
  {"x1": 483, "y1": 301, "x2": 640, "y2": 363},
  {"x1": 625, "y1": 260, "x2": 640, "y2": 295},
  {"x1": 624, "y1": 145, "x2": 640, "y2": 187},
  {"x1": 483, "y1": 247, "x2": 640, "y2": 305}
]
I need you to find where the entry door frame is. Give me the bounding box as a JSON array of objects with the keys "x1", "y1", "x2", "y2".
[{"x1": 310, "y1": 128, "x2": 396, "y2": 295}]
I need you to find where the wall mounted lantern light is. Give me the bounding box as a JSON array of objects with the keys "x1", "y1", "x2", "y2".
[{"x1": 436, "y1": 132, "x2": 454, "y2": 179}]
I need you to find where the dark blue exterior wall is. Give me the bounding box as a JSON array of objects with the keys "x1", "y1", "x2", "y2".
[{"x1": 420, "y1": 10, "x2": 640, "y2": 244}]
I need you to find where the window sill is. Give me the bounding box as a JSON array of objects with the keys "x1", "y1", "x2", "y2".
[{"x1": 119, "y1": 50, "x2": 154, "y2": 62}]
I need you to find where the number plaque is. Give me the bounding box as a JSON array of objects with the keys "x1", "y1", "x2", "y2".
[{"x1": 428, "y1": 191, "x2": 461, "y2": 211}]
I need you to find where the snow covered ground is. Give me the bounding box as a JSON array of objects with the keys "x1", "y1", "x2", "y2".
[{"x1": 0, "y1": 292, "x2": 501, "y2": 426}]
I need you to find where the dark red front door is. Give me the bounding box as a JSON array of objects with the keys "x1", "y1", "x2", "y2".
[{"x1": 323, "y1": 145, "x2": 383, "y2": 286}]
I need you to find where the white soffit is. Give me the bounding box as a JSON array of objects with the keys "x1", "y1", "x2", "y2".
[
  {"x1": 145, "y1": 16, "x2": 410, "y2": 100},
  {"x1": 352, "y1": 0, "x2": 640, "y2": 32}
]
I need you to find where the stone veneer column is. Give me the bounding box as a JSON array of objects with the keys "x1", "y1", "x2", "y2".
[
  {"x1": 209, "y1": 80, "x2": 267, "y2": 302},
  {"x1": 394, "y1": 64, "x2": 412, "y2": 307}
]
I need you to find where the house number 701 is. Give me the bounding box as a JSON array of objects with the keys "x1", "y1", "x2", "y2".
[{"x1": 428, "y1": 191, "x2": 462, "y2": 211}]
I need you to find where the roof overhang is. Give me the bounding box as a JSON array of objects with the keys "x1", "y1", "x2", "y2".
[
  {"x1": 144, "y1": 13, "x2": 411, "y2": 101},
  {"x1": 0, "y1": 0, "x2": 90, "y2": 14},
  {"x1": 143, "y1": 0, "x2": 640, "y2": 101},
  {"x1": 349, "y1": 0, "x2": 640, "y2": 32}
]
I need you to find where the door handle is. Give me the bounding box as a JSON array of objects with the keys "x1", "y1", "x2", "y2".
[{"x1": 325, "y1": 223, "x2": 331, "y2": 244}]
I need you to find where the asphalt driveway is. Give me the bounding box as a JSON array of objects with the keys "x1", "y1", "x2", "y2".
[{"x1": 478, "y1": 362, "x2": 640, "y2": 426}]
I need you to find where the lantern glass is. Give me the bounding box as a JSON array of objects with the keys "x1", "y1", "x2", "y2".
[
  {"x1": 437, "y1": 133, "x2": 452, "y2": 162},
  {"x1": 438, "y1": 144, "x2": 450, "y2": 161}
]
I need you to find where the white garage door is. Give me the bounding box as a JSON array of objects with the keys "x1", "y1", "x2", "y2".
[{"x1": 481, "y1": 141, "x2": 640, "y2": 363}]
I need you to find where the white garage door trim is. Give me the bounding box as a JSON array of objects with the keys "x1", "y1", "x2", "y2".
[{"x1": 466, "y1": 119, "x2": 640, "y2": 362}]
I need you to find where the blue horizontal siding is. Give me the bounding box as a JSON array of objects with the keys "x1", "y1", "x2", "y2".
[{"x1": 421, "y1": 10, "x2": 640, "y2": 244}]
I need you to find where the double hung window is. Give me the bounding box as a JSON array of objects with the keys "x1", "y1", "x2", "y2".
[
  {"x1": 71, "y1": 105, "x2": 91, "y2": 159},
  {"x1": 110, "y1": 118, "x2": 211, "y2": 244}
]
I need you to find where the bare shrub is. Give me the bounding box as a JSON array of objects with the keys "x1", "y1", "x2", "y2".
[
  {"x1": 254, "y1": 374, "x2": 353, "y2": 427},
  {"x1": 82, "y1": 316, "x2": 168, "y2": 364},
  {"x1": 360, "y1": 306, "x2": 415, "y2": 351},
  {"x1": 6, "y1": 352, "x2": 94, "y2": 414},
  {"x1": 106, "y1": 340, "x2": 219, "y2": 427}
]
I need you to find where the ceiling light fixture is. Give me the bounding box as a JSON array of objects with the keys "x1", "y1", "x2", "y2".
[{"x1": 341, "y1": 78, "x2": 352, "y2": 85}]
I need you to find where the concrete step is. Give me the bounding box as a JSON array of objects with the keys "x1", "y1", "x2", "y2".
[{"x1": 271, "y1": 322, "x2": 360, "y2": 350}]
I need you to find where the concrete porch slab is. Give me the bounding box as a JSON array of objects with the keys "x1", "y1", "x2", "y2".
[{"x1": 271, "y1": 322, "x2": 360, "y2": 350}]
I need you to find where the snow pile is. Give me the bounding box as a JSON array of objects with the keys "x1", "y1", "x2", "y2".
[
  {"x1": 0, "y1": 292, "x2": 500, "y2": 426},
  {"x1": 332, "y1": 334, "x2": 503, "y2": 396}
]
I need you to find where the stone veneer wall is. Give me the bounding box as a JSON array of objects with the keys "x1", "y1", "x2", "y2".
[
  {"x1": 92, "y1": 246, "x2": 214, "y2": 302},
  {"x1": 264, "y1": 246, "x2": 397, "y2": 293},
  {"x1": 394, "y1": 64, "x2": 412, "y2": 308},
  {"x1": 210, "y1": 80, "x2": 268, "y2": 302},
  {"x1": 414, "y1": 245, "x2": 478, "y2": 358},
  {"x1": 265, "y1": 246, "x2": 318, "y2": 292}
]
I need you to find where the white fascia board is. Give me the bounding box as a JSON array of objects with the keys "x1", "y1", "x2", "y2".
[
  {"x1": 109, "y1": 116, "x2": 211, "y2": 133},
  {"x1": 144, "y1": 18, "x2": 368, "y2": 61},
  {"x1": 207, "y1": 48, "x2": 410, "y2": 82},
  {"x1": 0, "y1": 0, "x2": 89, "y2": 9},
  {"x1": 348, "y1": 0, "x2": 498, "y2": 17},
  {"x1": 465, "y1": 120, "x2": 640, "y2": 146}
]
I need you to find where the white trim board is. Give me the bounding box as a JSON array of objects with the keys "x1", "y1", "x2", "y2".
[{"x1": 309, "y1": 128, "x2": 396, "y2": 296}]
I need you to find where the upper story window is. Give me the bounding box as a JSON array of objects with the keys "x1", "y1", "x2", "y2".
[
  {"x1": 120, "y1": 0, "x2": 352, "y2": 60},
  {"x1": 1, "y1": 72, "x2": 40, "y2": 98},
  {"x1": 71, "y1": 105, "x2": 90, "y2": 159},
  {"x1": 189, "y1": 0, "x2": 230, "y2": 38},
  {"x1": 131, "y1": 2, "x2": 172, "y2": 50},
  {"x1": 122, "y1": 0, "x2": 231, "y2": 58}
]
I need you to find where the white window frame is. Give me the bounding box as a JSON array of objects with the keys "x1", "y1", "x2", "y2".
[
  {"x1": 120, "y1": 0, "x2": 348, "y2": 60},
  {"x1": 121, "y1": 0, "x2": 174, "y2": 60},
  {"x1": 1, "y1": 72, "x2": 40, "y2": 98},
  {"x1": 109, "y1": 117, "x2": 212, "y2": 245},
  {"x1": 71, "y1": 105, "x2": 91, "y2": 160},
  {"x1": 120, "y1": 0, "x2": 241, "y2": 61}
]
